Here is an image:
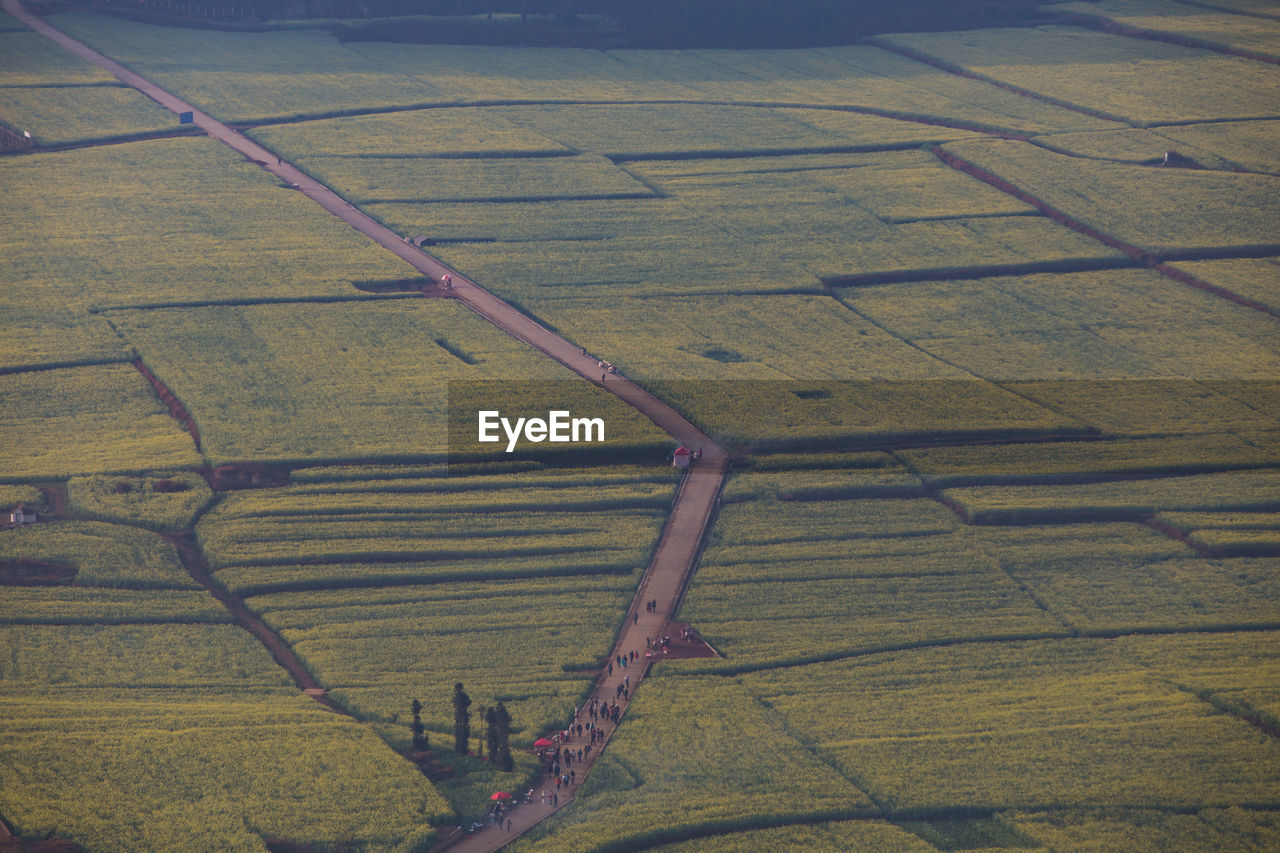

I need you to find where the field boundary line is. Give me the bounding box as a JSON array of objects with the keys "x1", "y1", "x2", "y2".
[
  {"x1": 161, "y1": 530, "x2": 351, "y2": 715},
  {"x1": 867, "y1": 38, "x2": 1131, "y2": 125},
  {"x1": 931, "y1": 144, "x2": 1280, "y2": 320},
  {"x1": 676, "y1": 622, "x2": 1280, "y2": 677},
  {"x1": 1051, "y1": 8, "x2": 1280, "y2": 66}
]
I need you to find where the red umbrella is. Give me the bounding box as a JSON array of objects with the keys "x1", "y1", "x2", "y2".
[
  {"x1": 533, "y1": 737, "x2": 556, "y2": 748},
  {"x1": 491, "y1": 791, "x2": 512, "y2": 801}
]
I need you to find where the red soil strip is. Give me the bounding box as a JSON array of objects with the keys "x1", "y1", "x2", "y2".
[
  {"x1": 646, "y1": 621, "x2": 719, "y2": 660},
  {"x1": 131, "y1": 358, "x2": 201, "y2": 452},
  {"x1": 0, "y1": 125, "x2": 34, "y2": 152},
  {"x1": 931, "y1": 492, "x2": 974, "y2": 524},
  {"x1": 1143, "y1": 515, "x2": 1214, "y2": 555},
  {"x1": 1053, "y1": 10, "x2": 1280, "y2": 67},
  {"x1": 1153, "y1": 260, "x2": 1280, "y2": 319},
  {"x1": 0, "y1": 559, "x2": 77, "y2": 585},
  {"x1": 162, "y1": 531, "x2": 351, "y2": 715},
  {"x1": 871, "y1": 40, "x2": 1127, "y2": 124}
]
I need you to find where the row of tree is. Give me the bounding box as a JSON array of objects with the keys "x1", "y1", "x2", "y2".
[{"x1": 410, "y1": 682, "x2": 513, "y2": 771}]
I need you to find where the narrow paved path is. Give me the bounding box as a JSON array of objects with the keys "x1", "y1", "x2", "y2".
[
  {"x1": 447, "y1": 456, "x2": 727, "y2": 852},
  {"x1": 7, "y1": 4, "x2": 731, "y2": 848}
]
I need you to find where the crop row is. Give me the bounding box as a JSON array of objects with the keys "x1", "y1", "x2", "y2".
[
  {"x1": 0, "y1": 623, "x2": 292, "y2": 689},
  {"x1": 941, "y1": 467, "x2": 1280, "y2": 524},
  {"x1": 199, "y1": 506, "x2": 666, "y2": 569},
  {"x1": 898, "y1": 430, "x2": 1280, "y2": 487},
  {"x1": 0, "y1": 520, "x2": 200, "y2": 589}
]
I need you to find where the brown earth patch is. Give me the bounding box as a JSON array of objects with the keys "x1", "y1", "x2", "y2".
[
  {"x1": 132, "y1": 358, "x2": 201, "y2": 451},
  {"x1": 0, "y1": 559, "x2": 76, "y2": 585},
  {"x1": 262, "y1": 840, "x2": 318, "y2": 853},
  {"x1": 204, "y1": 463, "x2": 291, "y2": 491},
  {"x1": 0, "y1": 839, "x2": 81, "y2": 853},
  {"x1": 649, "y1": 622, "x2": 719, "y2": 660},
  {"x1": 403, "y1": 748, "x2": 456, "y2": 782}
]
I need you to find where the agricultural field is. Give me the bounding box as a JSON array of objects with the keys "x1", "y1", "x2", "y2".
[
  {"x1": 0, "y1": 24, "x2": 178, "y2": 145},
  {"x1": 0, "y1": 521, "x2": 451, "y2": 850},
  {"x1": 194, "y1": 463, "x2": 678, "y2": 729},
  {"x1": 53, "y1": 14, "x2": 439, "y2": 122},
  {"x1": 877, "y1": 24, "x2": 1280, "y2": 125},
  {"x1": 3, "y1": 0, "x2": 1280, "y2": 850},
  {"x1": 1048, "y1": 0, "x2": 1280, "y2": 59},
  {"x1": 0, "y1": 363, "x2": 202, "y2": 480},
  {"x1": 1035, "y1": 118, "x2": 1280, "y2": 175},
  {"x1": 0, "y1": 136, "x2": 424, "y2": 315},
  {"x1": 840, "y1": 268, "x2": 1280, "y2": 386},
  {"x1": 110, "y1": 299, "x2": 668, "y2": 464},
  {"x1": 939, "y1": 138, "x2": 1280, "y2": 255},
  {"x1": 0, "y1": 692, "x2": 452, "y2": 851},
  {"x1": 1166, "y1": 255, "x2": 1280, "y2": 315}
]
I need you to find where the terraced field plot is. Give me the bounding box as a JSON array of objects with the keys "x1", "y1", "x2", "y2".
[
  {"x1": 1049, "y1": 0, "x2": 1280, "y2": 59},
  {"x1": 840, "y1": 269, "x2": 1280, "y2": 380},
  {"x1": 0, "y1": 24, "x2": 178, "y2": 145},
  {"x1": 0, "y1": 137, "x2": 423, "y2": 315},
  {"x1": 54, "y1": 13, "x2": 438, "y2": 121},
  {"x1": 0, "y1": 363, "x2": 201, "y2": 479},
  {"x1": 0, "y1": 518, "x2": 451, "y2": 850},
  {"x1": 200, "y1": 464, "x2": 679, "y2": 730},
  {"x1": 111, "y1": 299, "x2": 667, "y2": 464},
  {"x1": 877, "y1": 24, "x2": 1280, "y2": 125},
  {"x1": 1168, "y1": 255, "x2": 1280, "y2": 314}
]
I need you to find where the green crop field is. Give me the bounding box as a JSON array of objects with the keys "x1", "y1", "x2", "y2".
[
  {"x1": 110, "y1": 299, "x2": 668, "y2": 465},
  {"x1": 1166, "y1": 256, "x2": 1280, "y2": 315},
  {"x1": 941, "y1": 138, "x2": 1280, "y2": 254},
  {"x1": 193, "y1": 463, "x2": 677, "y2": 732},
  {"x1": 0, "y1": 520, "x2": 200, "y2": 588},
  {"x1": 877, "y1": 24, "x2": 1280, "y2": 125},
  {"x1": 0, "y1": 364, "x2": 202, "y2": 480},
  {"x1": 0, "y1": 82, "x2": 179, "y2": 146},
  {"x1": 0, "y1": 137, "x2": 424, "y2": 315},
  {"x1": 4, "y1": 0, "x2": 1280, "y2": 849},
  {"x1": 1049, "y1": 0, "x2": 1280, "y2": 60}
]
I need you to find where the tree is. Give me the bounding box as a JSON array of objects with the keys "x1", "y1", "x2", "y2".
[
  {"x1": 483, "y1": 704, "x2": 497, "y2": 763},
  {"x1": 410, "y1": 698, "x2": 429, "y2": 751},
  {"x1": 452, "y1": 682, "x2": 471, "y2": 755},
  {"x1": 494, "y1": 700, "x2": 513, "y2": 771}
]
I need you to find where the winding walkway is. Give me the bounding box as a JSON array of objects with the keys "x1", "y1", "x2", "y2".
[{"x1": 5, "y1": 2, "x2": 729, "y2": 848}]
